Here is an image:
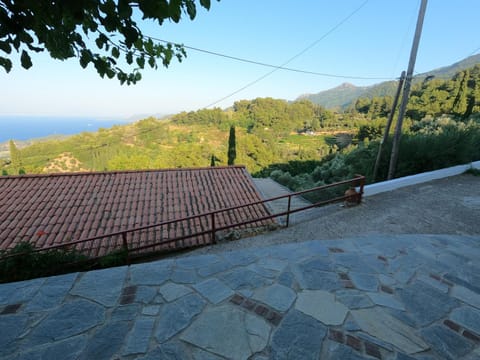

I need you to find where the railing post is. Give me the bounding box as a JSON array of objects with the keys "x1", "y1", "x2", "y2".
[
  {"x1": 286, "y1": 195, "x2": 292, "y2": 228},
  {"x1": 211, "y1": 213, "x2": 216, "y2": 244},
  {"x1": 122, "y1": 233, "x2": 131, "y2": 265}
]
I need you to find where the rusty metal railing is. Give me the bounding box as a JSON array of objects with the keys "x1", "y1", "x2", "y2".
[{"x1": 0, "y1": 175, "x2": 365, "y2": 265}]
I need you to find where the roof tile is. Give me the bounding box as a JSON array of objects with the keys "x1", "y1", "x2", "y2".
[{"x1": 0, "y1": 166, "x2": 272, "y2": 258}]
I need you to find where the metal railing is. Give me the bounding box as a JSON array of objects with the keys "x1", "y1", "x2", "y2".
[{"x1": 0, "y1": 175, "x2": 365, "y2": 264}]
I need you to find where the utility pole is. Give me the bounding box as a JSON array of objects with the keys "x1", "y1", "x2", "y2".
[
  {"x1": 372, "y1": 71, "x2": 405, "y2": 181},
  {"x1": 387, "y1": 0, "x2": 428, "y2": 180}
]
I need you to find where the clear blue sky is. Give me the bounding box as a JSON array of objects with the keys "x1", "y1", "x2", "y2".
[{"x1": 1, "y1": 0, "x2": 479, "y2": 119}]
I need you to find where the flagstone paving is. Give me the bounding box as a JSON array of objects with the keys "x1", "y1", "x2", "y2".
[{"x1": 1, "y1": 234, "x2": 479, "y2": 359}]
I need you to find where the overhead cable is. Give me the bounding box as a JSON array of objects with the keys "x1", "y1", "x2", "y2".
[
  {"x1": 202, "y1": 0, "x2": 371, "y2": 108},
  {"x1": 148, "y1": 36, "x2": 391, "y2": 81}
]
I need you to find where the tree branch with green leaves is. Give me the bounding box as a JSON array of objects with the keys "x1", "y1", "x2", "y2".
[{"x1": 0, "y1": 0, "x2": 218, "y2": 84}]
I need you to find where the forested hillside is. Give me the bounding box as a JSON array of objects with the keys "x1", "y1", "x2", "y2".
[
  {"x1": 2, "y1": 64, "x2": 480, "y2": 188},
  {"x1": 299, "y1": 54, "x2": 480, "y2": 110}
]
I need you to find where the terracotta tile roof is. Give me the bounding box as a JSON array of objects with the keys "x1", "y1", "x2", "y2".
[{"x1": 0, "y1": 166, "x2": 272, "y2": 258}]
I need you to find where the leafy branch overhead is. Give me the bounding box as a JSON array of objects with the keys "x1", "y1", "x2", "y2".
[{"x1": 0, "y1": 0, "x2": 218, "y2": 84}]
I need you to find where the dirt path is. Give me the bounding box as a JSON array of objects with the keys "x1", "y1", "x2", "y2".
[{"x1": 190, "y1": 173, "x2": 480, "y2": 255}]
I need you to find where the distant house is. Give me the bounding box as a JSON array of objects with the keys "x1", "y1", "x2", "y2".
[{"x1": 0, "y1": 166, "x2": 272, "y2": 258}]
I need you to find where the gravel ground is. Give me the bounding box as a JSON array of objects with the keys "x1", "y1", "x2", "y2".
[{"x1": 184, "y1": 173, "x2": 480, "y2": 256}]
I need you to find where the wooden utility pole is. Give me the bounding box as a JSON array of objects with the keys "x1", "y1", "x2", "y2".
[
  {"x1": 387, "y1": 0, "x2": 428, "y2": 180},
  {"x1": 372, "y1": 71, "x2": 405, "y2": 181}
]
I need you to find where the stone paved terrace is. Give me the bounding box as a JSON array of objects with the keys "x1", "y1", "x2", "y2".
[{"x1": 1, "y1": 234, "x2": 480, "y2": 359}]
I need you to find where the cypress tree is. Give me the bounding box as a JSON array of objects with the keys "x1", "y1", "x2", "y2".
[
  {"x1": 9, "y1": 139, "x2": 22, "y2": 174},
  {"x1": 210, "y1": 154, "x2": 216, "y2": 167},
  {"x1": 227, "y1": 125, "x2": 236, "y2": 166},
  {"x1": 452, "y1": 70, "x2": 469, "y2": 116}
]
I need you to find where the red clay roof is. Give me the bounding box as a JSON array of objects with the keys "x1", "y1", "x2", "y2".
[{"x1": 0, "y1": 166, "x2": 272, "y2": 257}]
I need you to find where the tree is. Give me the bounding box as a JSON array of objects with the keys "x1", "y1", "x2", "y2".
[
  {"x1": 227, "y1": 125, "x2": 236, "y2": 165},
  {"x1": 8, "y1": 139, "x2": 22, "y2": 174},
  {"x1": 452, "y1": 70, "x2": 469, "y2": 116},
  {"x1": 0, "y1": 0, "x2": 218, "y2": 84}
]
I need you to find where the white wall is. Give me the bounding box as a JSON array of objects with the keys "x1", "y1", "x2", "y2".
[{"x1": 363, "y1": 161, "x2": 480, "y2": 197}]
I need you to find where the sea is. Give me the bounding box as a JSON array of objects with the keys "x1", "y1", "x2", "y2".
[{"x1": 0, "y1": 116, "x2": 131, "y2": 143}]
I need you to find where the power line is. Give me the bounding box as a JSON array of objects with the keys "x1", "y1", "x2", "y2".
[
  {"x1": 203, "y1": 0, "x2": 371, "y2": 108},
  {"x1": 148, "y1": 36, "x2": 391, "y2": 81}
]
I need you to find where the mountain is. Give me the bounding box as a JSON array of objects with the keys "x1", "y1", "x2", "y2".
[
  {"x1": 298, "y1": 54, "x2": 480, "y2": 109},
  {"x1": 297, "y1": 83, "x2": 367, "y2": 110}
]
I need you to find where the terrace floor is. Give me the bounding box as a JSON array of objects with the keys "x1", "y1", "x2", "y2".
[{"x1": 1, "y1": 174, "x2": 479, "y2": 359}]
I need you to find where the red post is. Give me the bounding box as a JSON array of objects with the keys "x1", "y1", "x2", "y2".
[
  {"x1": 286, "y1": 195, "x2": 292, "y2": 228},
  {"x1": 122, "y1": 233, "x2": 130, "y2": 265},
  {"x1": 211, "y1": 213, "x2": 216, "y2": 244}
]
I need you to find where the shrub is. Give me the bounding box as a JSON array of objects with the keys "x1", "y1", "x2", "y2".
[{"x1": 0, "y1": 242, "x2": 88, "y2": 283}]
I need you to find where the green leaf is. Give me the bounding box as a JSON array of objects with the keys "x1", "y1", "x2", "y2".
[
  {"x1": 95, "y1": 34, "x2": 108, "y2": 49},
  {"x1": 118, "y1": 0, "x2": 132, "y2": 19},
  {"x1": 0, "y1": 57, "x2": 12, "y2": 73},
  {"x1": 79, "y1": 50, "x2": 91, "y2": 68},
  {"x1": 200, "y1": 0, "x2": 211, "y2": 10},
  {"x1": 0, "y1": 41, "x2": 11, "y2": 54},
  {"x1": 136, "y1": 56, "x2": 145, "y2": 68},
  {"x1": 111, "y1": 47, "x2": 120, "y2": 59},
  {"x1": 148, "y1": 56, "x2": 156, "y2": 68},
  {"x1": 126, "y1": 51, "x2": 133, "y2": 65},
  {"x1": 186, "y1": 1, "x2": 196, "y2": 19},
  {"x1": 124, "y1": 27, "x2": 138, "y2": 47},
  {"x1": 169, "y1": 0, "x2": 182, "y2": 22},
  {"x1": 20, "y1": 50, "x2": 32, "y2": 69},
  {"x1": 106, "y1": 69, "x2": 115, "y2": 79}
]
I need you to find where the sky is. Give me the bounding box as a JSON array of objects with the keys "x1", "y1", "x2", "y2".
[{"x1": 1, "y1": 0, "x2": 479, "y2": 120}]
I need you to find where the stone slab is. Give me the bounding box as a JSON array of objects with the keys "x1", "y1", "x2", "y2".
[
  {"x1": 26, "y1": 299, "x2": 105, "y2": 347},
  {"x1": 193, "y1": 278, "x2": 234, "y2": 304},
  {"x1": 0, "y1": 314, "x2": 29, "y2": 356},
  {"x1": 123, "y1": 316, "x2": 156, "y2": 355},
  {"x1": 451, "y1": 285, "x2": 480, "y2": 309},
  {"x1": 294, "y1": 267, "x2": 342, "y2": 291},
  {"x1": 70, "y1": 266, "x2": 127, "y2": 307},
  {"x1": 397, "y1": 281, "x2": 458, "y2": 326},
  {"x1": 78, "y1": 321, "x2": 131, "y2": 360},
  {"x1": 111, "y1": 304, "x2": 140, "y2": 321},
  {"x1": 252, "y1": 284, "x2": 296, "y2": 312},
  {"x1": 219, "y1": 268, "x2": 272, "y2": 290},
  {"x1": 295, "y1": 290, "x2": 348, "y2": 325},
  {"x1": 0, "y1": 278, "x2": 45, "y2": 305},
  {"x1": 351, "y1": 307, "x2": 429, "y2": 354},
  {"x1": 181, "y1": 304, "x2": 271, "y2": 360},
  {"x1": 450, "y1": 305, "x2": 480, "y2": 334},
  {"x1": 129, "y1": 261, "x2": 172, "y2": 286},
  {"x1": 197, "y1": 260, "x2": 231, "y2": 277},
  {"x1": 367, "y1": 292, "x2": 406, "y2": 311},
  {"x1": 270, "y1": 309, "x2": 327, "y2": 360},
  {"x1": 26, "y1": 273, "x2": 78, "y2": 311},
  {"x1": 142, "y1": 305, "x2": 161, "y2": 316},
  {"x1": 323, "y1": 341, "x2": 371, "y2": 360},
  {"x1": 10, "y1": 335, "x2": 87, "y2": 360},
  {"x1": 421, "y1": 325, "x2": 473, "y2": 360},
  {"x1": 155, "y1": 293, "x2": 206, "y2": 343},
  {"x1": 158, "y1": 282, "x2": 192, "y2": 302},
  {"x1": 349, "y1": 272, "x2": 379, "y2": 292},
  {"x1": 176, "y1": 254, "x2": 221, "y2": 270},
  {"x1": 335, "y1": 290, "x2": 373, "y2": 309},
  {"x1": 170, "y1": 268, "x2": 199, "y2": 284},
  {"x1": 417, "y1": 274, "x2": 449, "y2": 293}
]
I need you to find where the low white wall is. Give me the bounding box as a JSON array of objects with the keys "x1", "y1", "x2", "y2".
[{"x1": 363, "y1": 161, "x2": 480, "y2": 197}]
